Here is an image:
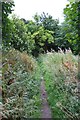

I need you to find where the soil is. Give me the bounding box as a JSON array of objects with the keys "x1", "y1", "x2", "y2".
[{"x1": 40, "y1": 80, "x2": 52, "y2": 119}]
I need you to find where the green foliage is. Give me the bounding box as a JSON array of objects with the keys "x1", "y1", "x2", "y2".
[
  {"x1": 10, "y1": 16, "x2": 35, "y2": 53},
  {"x1": 55, "y1": 22, "x2": 71, "y2": 50},
  {"x1": 1, "y1": 48, "x2": 41, "y2": 119},
  {"x1": 38, "y1": 51, "x2": 79, "y2": 119},
  {"x1": 34, "y1": 12, "x2": 59, "y2": 32},
  {"x1": 9, "y1": 14, "x2": 55, "y2": 56},
  {"x1": 2, "y1": 1, "x2": 15, "y2": 46},
  {"x1": 2, "y1": 12, "x2": 55, "y2": 55},
  {"x1": 2, "y1": 1, "x2": 80, "y2": 55},
  {"x1": 63, "y1": 1, "x2": 80, "y2": 54},
  {"x1": 31, "y1": 25, "x2": 54, "y2": 56},
  {"x1": 1, "y1": 0, "x2": 80, "y2": 119},
  {"x1": 34, "y1": 13, "x2": 59, "y2": 42}
]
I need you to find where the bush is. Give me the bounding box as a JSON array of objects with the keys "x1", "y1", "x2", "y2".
[{"x1": 1, "y1": 48, "x2": 41, "y2": 119}]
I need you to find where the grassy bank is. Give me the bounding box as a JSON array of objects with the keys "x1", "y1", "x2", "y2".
[
  {"x1": 2, "y1": 48, "x2": 41, "y2": 119},
  {"x1": 1, "y1": 48, "x2": 79, "y2": 119},
  {"x1": 38, "y1": 50, "x2": 79, "y2": 119}
]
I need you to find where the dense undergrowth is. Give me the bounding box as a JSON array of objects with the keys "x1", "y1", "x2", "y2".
[
  {"x1": 0, "y1": 48, "x2": 80, "y2": 119},
  {"x1": 1, "y1": 48, "x2": 41, "y2": 119},
  {"x1": 38, "y1": 50, "x2": 79, "y2": 119}
]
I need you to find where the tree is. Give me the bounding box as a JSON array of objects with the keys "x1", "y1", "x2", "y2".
[
  {"x1": 33, "y1": 13, "x2": 61, "y2": 54},
  {"x1": 34, "y1": 12, "x2": 59, "y2": 38},
  {"x1": 31, "y1": 26, "x2": 54, "y2": 56},
  {"x1": 63, "y1": 1, "x2": 80, "y2": 54},
  {"x1": 10, "y1": 16, "x2": 35, "y2": 53},
  {"x1": 2, "y1": 1, "x2": 14, "y2": 47},
  {"x1": 55, "y1": 21, "x2": 73, "y2": 52}
]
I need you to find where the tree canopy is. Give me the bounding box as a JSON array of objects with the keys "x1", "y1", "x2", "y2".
[{"x1": 2, "y1": 1, "x2": 80, "y2": 55}]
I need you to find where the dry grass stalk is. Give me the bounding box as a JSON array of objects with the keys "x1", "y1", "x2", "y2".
[{"x1": 56, "y1": 102, "x2": 78, "y2": 119}]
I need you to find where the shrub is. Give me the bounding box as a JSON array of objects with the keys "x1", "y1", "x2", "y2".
[{"x1": 1, "y1": 48, "x2": 41, "y2": 119}]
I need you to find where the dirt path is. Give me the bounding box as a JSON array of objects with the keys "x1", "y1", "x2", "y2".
[{"x1": 40, "y1": 80, "x2": 52, "y2": 119}]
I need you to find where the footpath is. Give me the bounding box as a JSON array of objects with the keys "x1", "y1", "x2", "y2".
[{"x1": 40, "y1": 80, "x2": 52, "y2": 119}]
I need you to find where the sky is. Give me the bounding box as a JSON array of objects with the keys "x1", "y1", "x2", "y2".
[{"x1": 13, "y1": 0, "x2": 69, "y2": 23}]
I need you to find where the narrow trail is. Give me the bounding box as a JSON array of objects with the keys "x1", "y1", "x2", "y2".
[{"x1": 40, "y1": 80, "x2": 52, "y2": 119}]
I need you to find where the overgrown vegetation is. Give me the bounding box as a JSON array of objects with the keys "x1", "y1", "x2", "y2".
[
  {"x1": 38, "y1": 50, "x2": 79, "y2": 119},
  {"x1": 1, "y1": 0, "x2": 80, "y2": 119},
  {"x1": 1, "y1": 48, "x2": 41, "y2": 119}
]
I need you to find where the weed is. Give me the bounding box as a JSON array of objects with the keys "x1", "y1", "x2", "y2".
[{"x1": 38, "y1": 51, "x2": 79, "y2": 119}]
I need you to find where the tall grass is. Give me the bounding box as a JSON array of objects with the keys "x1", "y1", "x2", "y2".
[
  {"x1": 38, "y1": 51, "x2": 79, "y2": 119},
  {"x1": 1, "y1": 48, "x2": 79, "y2": 119}
]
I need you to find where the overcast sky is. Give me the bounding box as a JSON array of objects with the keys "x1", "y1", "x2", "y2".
[{"x1": 13, "y1": 0, "x2": 69, "y2": 23}]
